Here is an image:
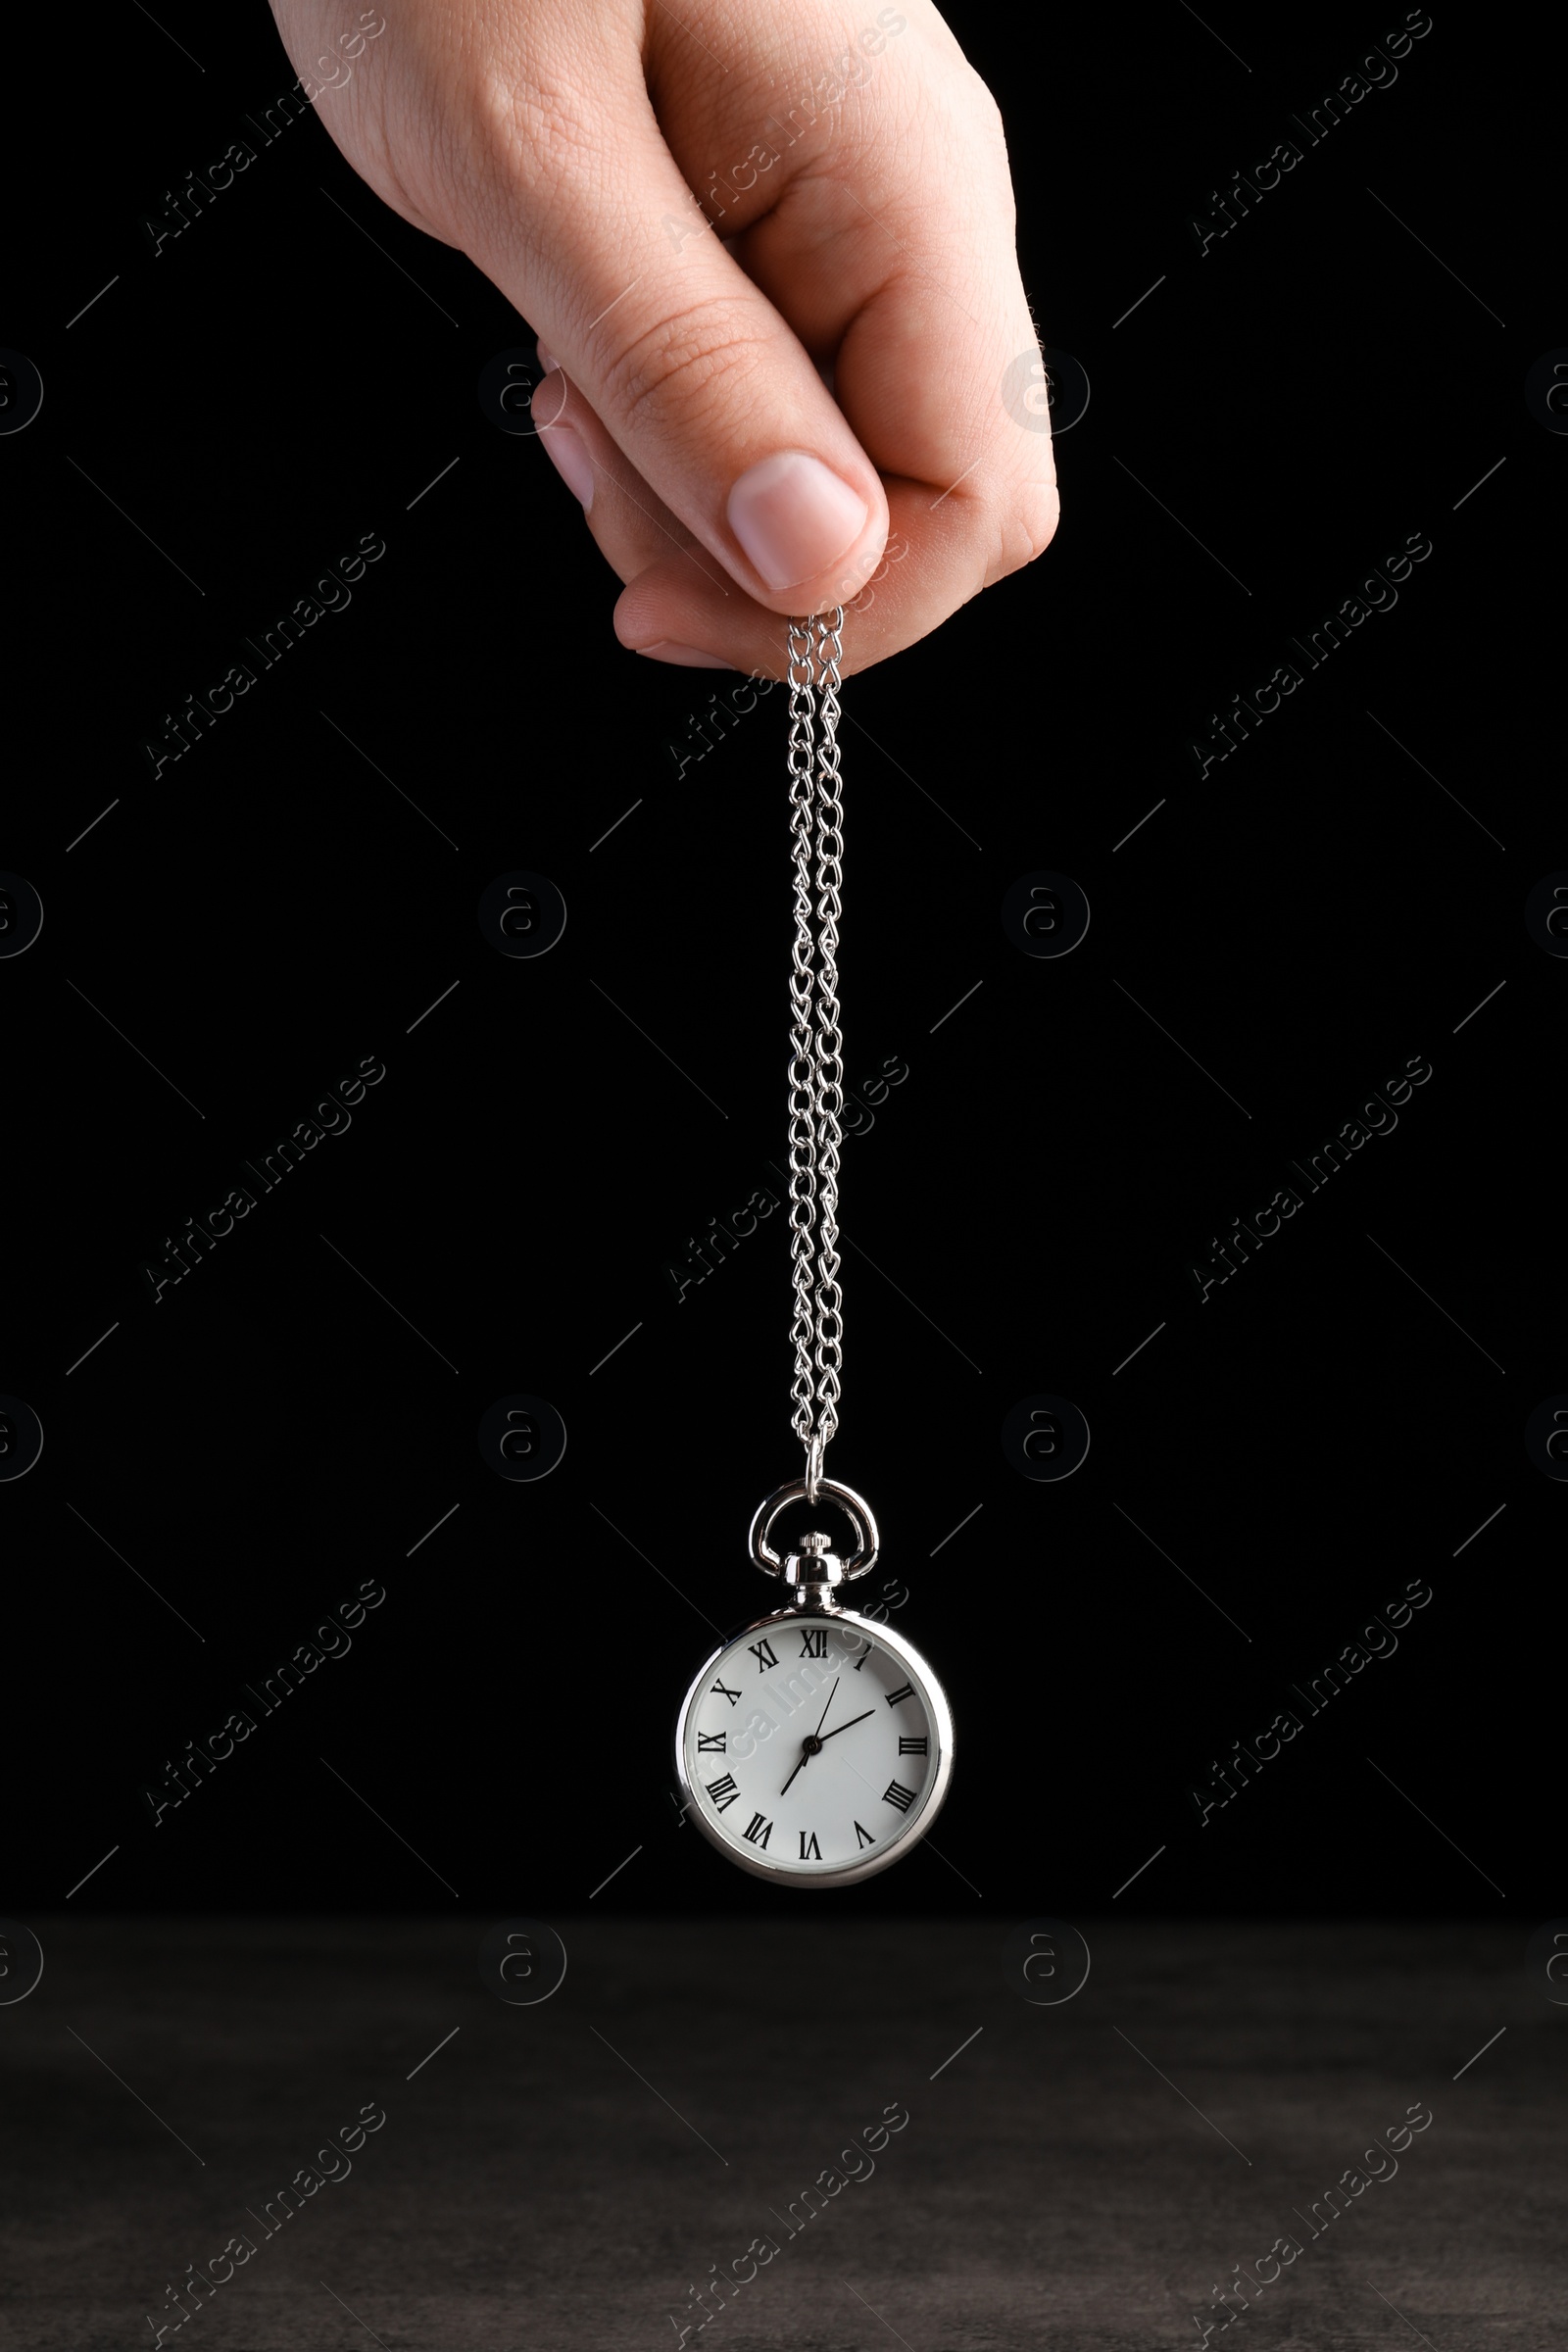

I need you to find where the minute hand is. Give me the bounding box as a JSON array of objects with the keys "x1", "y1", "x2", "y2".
[{"x1": 817, "y1": 1709, "x2": 875, "y2": 1741}]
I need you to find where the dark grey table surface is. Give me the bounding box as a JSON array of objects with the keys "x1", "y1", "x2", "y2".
[{"x1": 2, "y1": 1918, "x2": 1558, "y2": 2351}]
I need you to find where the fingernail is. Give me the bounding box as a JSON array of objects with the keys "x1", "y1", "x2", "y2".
[
  {"x1": 537, "y1": 338, "x2": 559, "y2": 372},
  {"x1": 727, "y1": 450, "x2": 869, "y2": 591},
  {"x1": 539, "y1": 421, "x2": 594, "y2": 513},
  {"x1": 635, "y1": 641, "x2": 732, "y2": 668}
]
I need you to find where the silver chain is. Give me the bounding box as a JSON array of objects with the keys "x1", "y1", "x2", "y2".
[{"x1": 785, "y1": 608, "x2": 846, "y2": 1498}]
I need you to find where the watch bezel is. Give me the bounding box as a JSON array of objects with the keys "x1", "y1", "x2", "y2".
[{"x1": 673, "y1": 1601, "x2": 955, "y2": 1888}]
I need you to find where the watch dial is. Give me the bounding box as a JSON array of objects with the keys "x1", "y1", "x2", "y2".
[{"x1": 682, "y1": 1617, "x2": 940, "y2": 1873}]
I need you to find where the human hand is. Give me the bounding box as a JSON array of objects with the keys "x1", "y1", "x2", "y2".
[{"x1": 270, "y1": 0, "x2": 1057, "y2": 674}]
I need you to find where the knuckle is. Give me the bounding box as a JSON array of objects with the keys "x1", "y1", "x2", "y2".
[
  {"x1": 940, "y1": 63, "x2": 1009, "y2": 175},
  {"x1": 601, "y1": 301, "x2": 774, "y2": 436},
  {"x1": 964, "y1": 67, "x2": 1008, "y2": 146},
  {"x1": 945, "y1": 69, "x2": 1016, "y2": 226},
  {"x1": 470, "y1": 66, "x2": 594, "y2": 198},
  {"x1": 985, "y1": 477, "x2": 1061, "y2": 584}
]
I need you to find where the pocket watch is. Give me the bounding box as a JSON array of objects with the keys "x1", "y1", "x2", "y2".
[
  {"x1": 671, "y1": 612, "x2": 955, "y2": 1886},
  {"x1": 674, "y1": 1477, "x2": 954, "y2": 1886}
]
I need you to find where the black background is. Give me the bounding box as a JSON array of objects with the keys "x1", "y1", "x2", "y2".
[{"x1": 5, "y1": 0, "x2": 1557, "y2": 1921}]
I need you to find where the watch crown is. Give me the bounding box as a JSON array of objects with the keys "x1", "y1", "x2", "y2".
[{"x1": 784, "y1": 1530, "x2": 845, "y2": 1592}]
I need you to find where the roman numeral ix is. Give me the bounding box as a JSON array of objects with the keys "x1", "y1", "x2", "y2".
[{"x1": 697, "y1": 1732, "x2": 726, "y2": 1753}]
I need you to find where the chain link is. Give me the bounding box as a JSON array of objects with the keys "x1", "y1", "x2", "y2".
[
  {"x1": 785, "y1": 609, "x2": 847, "y2": 1484},
  {"x1": 810, "y1": 610, "x2": 845, "y2": 1457},
  {"x1": 785, "y1": 618, "x2": 819, "y2": 1460}
]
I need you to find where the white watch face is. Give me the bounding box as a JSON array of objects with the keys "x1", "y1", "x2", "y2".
[{"x1": 677, "y1": 1611, "x2": 951, "y2": 1882}]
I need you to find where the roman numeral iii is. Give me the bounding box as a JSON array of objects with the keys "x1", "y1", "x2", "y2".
[
  {"x1": 898, "y1": 1736, "x2": 928, "y2": 1755},
  {"x1": 749, "y1": 1638, "x2": 779, "y2": 1672},
  {"x1": 883, "y1": 1779, "x2": 916, "y2": 1813},
  {"x1": 706, "y1": 1773, "x2": 741, "y2": 1812}
]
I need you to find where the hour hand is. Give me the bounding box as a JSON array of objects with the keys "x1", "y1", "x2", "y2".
[{"x1": 779, "y1": 1751, "x2": 809, "y2": 1797}]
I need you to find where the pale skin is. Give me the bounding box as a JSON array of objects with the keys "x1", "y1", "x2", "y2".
[{"x1": 270, "y1": 0, "x2": 1057, "y2": 674}]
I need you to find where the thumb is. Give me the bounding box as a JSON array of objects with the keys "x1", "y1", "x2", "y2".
[{"x1": 469, "y1": 95, "x2": 888, "y2": 612}]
